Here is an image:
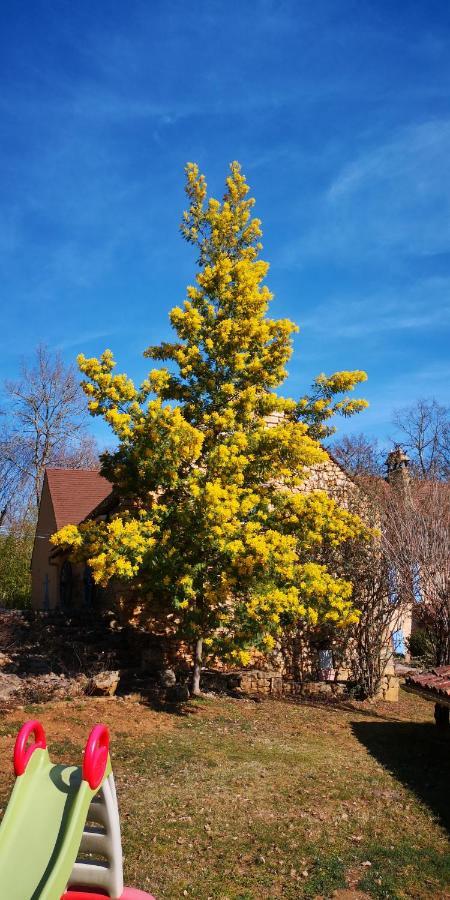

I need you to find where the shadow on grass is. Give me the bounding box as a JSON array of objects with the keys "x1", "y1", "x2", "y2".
[
  {"x1": 139, "y1": 695, "x2": 194, "y2": 717},
  {"x1": 137, "y1": 687, "x2": 209, "y2": 718},
  {"x1": 352, "y1": 719, "x2": 450, "y2": 833},
  {"x1": 284, "y1": 694, "x2": 406, "y2": 722}
]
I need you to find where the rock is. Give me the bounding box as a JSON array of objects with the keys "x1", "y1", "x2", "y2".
[
  {"x1": 302, "y1": 681, "x2": 333, "y2": 697},
  {"x1": 333, "y1": 683, "x2": 346, "y2": 697},
  {"x1": 0, "y1": 652, "x2": 14, "y2": 669},
  {"x1": 375, "y1": 674, "x2": 399, "y2": 703},
  {"x1": 159, "y1": 668, "x2": 177, "y2": 689},
  {"x1": 89, "y1": 670, "x2": 120, "y2": 696},
  {"x1": 0, "y1": 672, "x2": 22, "y2": 702},
  {"x1": 166, "y1": 683, "x2": 190, "y2": 703},
  {"x1": 226, "y1": 673, "x2": 242, "y2": 688},
  {"x1": 25, "y1": 656, "x2": 52, "y2": 675},
  {"x1": 21, "y1": 673, "x2": 89, "y2": 703}
]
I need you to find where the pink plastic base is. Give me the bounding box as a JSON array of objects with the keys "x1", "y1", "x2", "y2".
[
  {"x1": 62, "y1": 889, "x2": 155, "y2": 899},
  {"x1": 122, "y1": 890, "x2": 156, "y2": 899}
]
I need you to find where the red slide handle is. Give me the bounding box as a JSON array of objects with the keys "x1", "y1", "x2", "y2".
[
  {"x1": 14, "y1": 720, "x2": 47, "y2": 776},
  {"x1": 83, "y1": 724, "x2": 109, "y2": 790}
]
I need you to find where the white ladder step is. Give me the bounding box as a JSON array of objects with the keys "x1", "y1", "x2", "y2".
[{"x1": 67, "y1": 773, "x2": 124, "y2": 899}]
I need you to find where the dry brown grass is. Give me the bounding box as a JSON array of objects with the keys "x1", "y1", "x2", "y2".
[{"x1": 0, "y1": 688, "x2": 449, "y2": 899}]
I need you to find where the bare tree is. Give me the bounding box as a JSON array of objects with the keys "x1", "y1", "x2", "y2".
[
  {"x1": 344, "y1": 535, "x2": 408, "y2": 698},
  {"x1": 383, "y1": 480, "x2": 450, "y2": 666},
  {"x1": 330, "y1": 432, "x2": 385, "y2": 477},
  {"x1": 0, "y1": 449, "x2": 20, "y2": 526},
  {"x1": 0, "y1": 345, "x2": 98, "y2": 517},
  {"x1": 280, "y1": 529, "x2": 407, "y2": 699},
  {"x1": 392, "y1": 398, "x2": 450, "y2": 479}
]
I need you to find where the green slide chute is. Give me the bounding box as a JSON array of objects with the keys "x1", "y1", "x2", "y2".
[{"x1": 0, "y1": 720, "x2": 116, "y2": 899}]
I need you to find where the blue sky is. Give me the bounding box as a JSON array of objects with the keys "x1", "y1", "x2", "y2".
[{"x1": 1, "y1": 0, "x2": 449, "y2": 450}]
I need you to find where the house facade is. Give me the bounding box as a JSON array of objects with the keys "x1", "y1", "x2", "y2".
[
  {"x1": 31, "y1": 468, "x2": 112, "y2": 610},
  {"x1": 30, "y1": 454, "x2": 410, "y2": 700},
  {"x1": 31, "y1": 455, "x2": 364, "y2": 613}
]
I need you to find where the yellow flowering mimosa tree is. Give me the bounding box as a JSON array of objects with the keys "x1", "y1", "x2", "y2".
[{"x1": 52, "y1": 162, "x2": 370, "y2": 694}]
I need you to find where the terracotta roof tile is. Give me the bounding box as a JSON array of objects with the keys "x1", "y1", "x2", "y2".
[
  {"x1": 45, "y1": 468, "x2": 112, "y2": 530},
  {"x1": 405, "y1": 666, "x2": 450, "y2": 703}
]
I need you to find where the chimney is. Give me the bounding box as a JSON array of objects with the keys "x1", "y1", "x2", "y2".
[{"x1": 386, "y1": 446, "x2": 410, "y2": 496}]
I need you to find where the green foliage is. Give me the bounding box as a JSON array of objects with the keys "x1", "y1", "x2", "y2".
[
  {"x1": 297, "y1": 370, "x2": 368, "y2": 440},
  {"x1": 407, "y1": 627, "x2": 435, "y2": 664},
  {"x1": 52, "y1": 162, "x2": 369, "y2": 665},
  {"x1": 0, "y1": 524, "x2": 33, "y2": 607}
]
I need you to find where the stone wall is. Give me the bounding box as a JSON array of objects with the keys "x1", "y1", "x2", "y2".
[
  {"x1": 376, "y1": 672, "x2": 399, "y2": 702},
  {"x1": 298, "y1": 457, "x2": 379, "y2": 527},
  {"x1": 299, "y1": 458, "x2": 356, "y2": 505},
  {"x1": 201, "y1": 667, "x2": 399, "y2": 702}
]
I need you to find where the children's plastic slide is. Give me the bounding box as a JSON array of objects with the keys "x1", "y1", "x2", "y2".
[{"x1": 0, "y1": 720, "x2": 155, "y2": 899}]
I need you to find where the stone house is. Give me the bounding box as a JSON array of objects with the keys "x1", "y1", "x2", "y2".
[
  {"x1": 31, "y1": 450, "x2": 405, "y2": 700},
  {"x1": 31, "y1": 454, "x2": 363, "y2": 613}
]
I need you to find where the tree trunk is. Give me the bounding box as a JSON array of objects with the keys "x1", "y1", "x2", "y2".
[
  {"x1": 292, "y1": 628, "x2": 301, "y2": 682},
  {"x1": 192, "y1": 636, "x2": 203, "y2": 696}
]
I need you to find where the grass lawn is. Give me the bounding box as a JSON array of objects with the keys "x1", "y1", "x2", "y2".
[{"x1": 0, "y1": 687, "x2": 449, "y2": 899}]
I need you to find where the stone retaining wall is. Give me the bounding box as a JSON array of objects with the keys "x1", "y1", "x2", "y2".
[
  {"x1": 203, "y1": 668, "x2": 346, "y2": 699},
  {"x1": 376, "y1": 672, "x2": 399, "y2": 702},
  {"x1": 201, "y1": 667, "x2": 399, "y2": 702}
]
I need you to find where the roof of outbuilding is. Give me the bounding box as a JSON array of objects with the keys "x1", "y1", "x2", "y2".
[
  {"x1": 405, "y1": 666, "x2": 450, "y2": 706},
  {"x1": 45, "y1": 467, "x2": 112, "y2": 530}
]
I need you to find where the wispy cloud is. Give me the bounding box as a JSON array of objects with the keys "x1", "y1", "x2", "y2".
[
  {"x1": 284, "y1": 120, "x2": 450, "y2": 267},
  {"x1": 326, "y1": 121, "x2": 450, "y2": 202},
  {"x1": 299, "y1": 277, "x2": 450, "y2": 339},
  {"x1": 55, "y1": 330, "x2": 120, "y2": 351}
]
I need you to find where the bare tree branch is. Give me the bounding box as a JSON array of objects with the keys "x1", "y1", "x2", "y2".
[
  {"x1": 0, "y1": 345, "x2": 98, "y2": 519},
  {"x1": 392, "y1": 398, "x2": 450, "y2": 479},
  {"x1": 330, "y1": 432, "x2": 385, "y2": 476},
  {"x1": 383, "y1": 480, "x2": 450, "y2": 665}
]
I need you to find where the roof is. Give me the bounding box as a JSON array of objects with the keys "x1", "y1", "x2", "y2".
[
  {"x1": 45, "y1": 468, "x2": 112, "y2": 530},
  {"x1": 405, "y1": 666, "x2": 450, "y2": 707}
]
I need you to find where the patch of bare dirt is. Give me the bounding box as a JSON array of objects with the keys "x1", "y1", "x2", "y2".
[{"x1": 0, "y1": 696, "x2": 177, "y2": 782}]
